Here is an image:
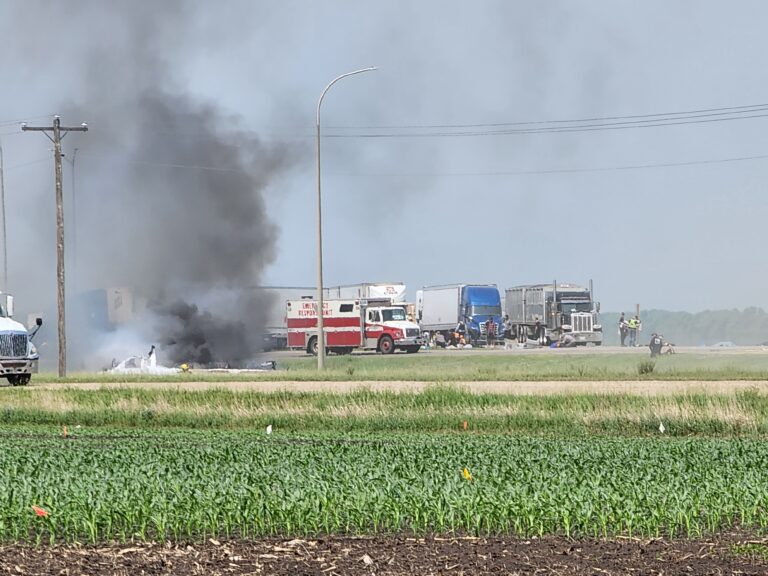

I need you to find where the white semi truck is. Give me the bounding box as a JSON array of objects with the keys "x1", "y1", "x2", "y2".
[{"x1": 0, "y1": 293, "x2": 42, "y2": 386}]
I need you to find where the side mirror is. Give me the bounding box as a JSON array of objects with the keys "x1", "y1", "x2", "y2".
[
  {"x1": 6, "y1": 295, "x2": 13, "y2": 318},
  {"x1": 29, "y1": 317, "x2": 43, "y2": 340}
]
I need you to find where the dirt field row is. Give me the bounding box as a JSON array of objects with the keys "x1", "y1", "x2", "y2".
[
  {"x1": 34, "y1": 379, "x2": 768, "y2": 395},
  {"x1": 1, "y1": 534, "x2": 766, "y2": 575}
]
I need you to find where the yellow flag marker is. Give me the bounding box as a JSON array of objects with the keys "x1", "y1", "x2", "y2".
[{"x1": 462, "y1": 467, "x2": 472, "y2": 481}]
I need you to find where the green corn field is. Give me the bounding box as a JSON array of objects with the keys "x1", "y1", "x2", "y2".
[{"x1": 2, "y1": 428, "x2": 768, "y2": 544}]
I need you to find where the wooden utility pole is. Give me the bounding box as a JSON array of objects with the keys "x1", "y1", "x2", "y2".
[{"x1": 22, "y1": 116, "x2": 88, "y2": 377}]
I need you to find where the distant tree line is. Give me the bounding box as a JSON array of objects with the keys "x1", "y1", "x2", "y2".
[{"x1": 600, "y1": 308, "x2": 768, "y2": 346}]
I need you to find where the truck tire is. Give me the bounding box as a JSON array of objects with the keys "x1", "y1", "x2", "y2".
[
  {"x1": 378, "y1": 335, "x2": 395, "y2": 355},
  {"x1": 307, "y1": 336, "x2": 318, "y2": 356},
  {"x1": 404, "y1": 345, "x2": 420, "y2": 354}
]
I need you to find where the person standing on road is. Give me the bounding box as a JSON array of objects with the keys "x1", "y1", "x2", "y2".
[
  {"x1": 628, "y1": 316, "x2": 639, "y2": 347},
  {"x1": 619, "y1": 313, "x2": 628, "y2": 347},
  {"x1": 649, "y1": 333, "x2": 663, "y2": 357},
  {"x1": 503, "y1": 314, "x2": 512, "y2": 340},
  {"x1": 485, "y1": 317, "x2": 496, "y2": 347}
]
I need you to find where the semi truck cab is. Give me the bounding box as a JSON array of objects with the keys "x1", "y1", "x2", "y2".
[
  {"x1": 364, "y1": 305, "x2": 423, "y2": 353},
  {"x1": 0, "y1": 294, "x2": 42, "y2": 386},
  {"x1": 460, "y1": 285, "x2": 503, "y2": 344}
]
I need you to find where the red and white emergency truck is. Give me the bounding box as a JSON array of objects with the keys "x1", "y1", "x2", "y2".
[{"x1": 286, "y1": 298, "x2": 423, "y2": 355}]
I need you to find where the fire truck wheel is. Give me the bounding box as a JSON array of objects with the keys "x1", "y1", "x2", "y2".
[
  {"x1": 378, "y1": 335, "x2": 395, "y2": 355},
  {"x1": 307, "y1": 336, "x2": 319, "y2": 356}
]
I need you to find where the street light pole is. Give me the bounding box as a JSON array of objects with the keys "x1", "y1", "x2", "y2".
[
  {"x1": 0, "y1": 145, "x2": 6, "y2": 293},
  {"x1": 316, "y1": 67, "x2": 376, "y2": 370}
]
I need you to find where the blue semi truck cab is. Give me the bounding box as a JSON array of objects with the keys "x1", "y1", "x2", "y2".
[
  {"x1": 459, "y1": 285, "x2": 503, "y2": 343},
  {"x1": 417, "y1": 284, "x2": 503, "y2": 345}
]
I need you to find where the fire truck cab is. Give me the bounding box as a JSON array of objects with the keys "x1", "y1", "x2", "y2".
[{"x1": 286, "y1": 298, "x2": 423, "y2": 355}]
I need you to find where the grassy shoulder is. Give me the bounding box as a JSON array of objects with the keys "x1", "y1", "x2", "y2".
[
  {"x1": 31, "y1": 350, "x2": 768, "y2": 383},
  {"x1": 3, "y1": 383, "x2": 768, "y2": 436}
]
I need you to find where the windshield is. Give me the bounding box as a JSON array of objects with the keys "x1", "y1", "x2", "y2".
[
  {"x1": 381, "y1": 308, "x2": 407, "y2": 322},
  {"x1": 471, "y1": 305, "x2": 501, "y2": 316},
  {"x1": 561, "y1": 301, "x2": 592, "y2": 313}
]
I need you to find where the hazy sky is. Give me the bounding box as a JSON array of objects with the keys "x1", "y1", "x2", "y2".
[{"x1": 1, "y1": 1, "x2": 767, "y2": 315}]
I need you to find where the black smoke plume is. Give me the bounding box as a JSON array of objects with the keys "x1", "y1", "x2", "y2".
[
  {"x1": 6, "y1": 2, "x2": 304, "y2": 368},
  {"x1": 153, "y1": 300, "x2": 252, "y2": 366}
]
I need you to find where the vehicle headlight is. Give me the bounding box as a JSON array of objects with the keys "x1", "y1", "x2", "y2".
[{"x1": 29, "y1": 343, "x2": 38, "y2": 356}]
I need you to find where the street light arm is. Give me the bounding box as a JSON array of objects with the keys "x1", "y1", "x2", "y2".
[{"x1": 316, "y1": 67, "x2": 377, "y2": 126}]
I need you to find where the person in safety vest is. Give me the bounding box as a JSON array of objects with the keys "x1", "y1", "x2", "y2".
[
  {"x1": 619, "y1": 313, "x2": 629, "y2": 347},
  {"x1": 628, "y1": 316, "x2": 639, "y2": 347}
]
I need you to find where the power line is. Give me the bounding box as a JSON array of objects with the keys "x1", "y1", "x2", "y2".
[
  {"x1": 328, "y1": 152, "x2": 768, "y2": 177},
  {"x1": 92, "y1": 101, "x2": 768, "y2": 140},
  {"x1": 327, "y1": 102, "x2": 768, "y2": 130},
  {"x1": 0, "y1": 114, "x2": 54, "y2": 129},
  {"x1": 60, "y1": 148, "x2": 768, "y2": 177},
  {"x1": 324, "y1": 110, "x2": 768, "y2": 138},
  {"x1": 84, "y1": 154, "x2": 252, "y2": 174}
]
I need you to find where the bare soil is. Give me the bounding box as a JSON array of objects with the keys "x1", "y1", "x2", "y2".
[
  {"x1": 35, "y1": 379, "x2": 768, "y2": 395},
  {"x1": 1, "y1": 534, "x2": 767, "y2": 575}
]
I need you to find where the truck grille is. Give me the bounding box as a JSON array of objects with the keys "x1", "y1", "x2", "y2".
[
  {"x1": 406, "y1": 328, "x2": 420, "y2": 338},
  {"x1": 571, "y1": 313, "x2": 593, "y2": 333},
  {"x1": 0, "y1": 333, "x2": 27, "y2": 358}
]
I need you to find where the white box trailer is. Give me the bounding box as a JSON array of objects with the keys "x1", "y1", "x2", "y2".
[
  {"x1": 324, "y1": 283, "x2": 406, "y2": 303},
  {"x1": 256, "y1": 286, "x2": 319, "y2": 350},
  {"x1": 417, "y1": 285, "x2": 462, "y2": 331}
]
